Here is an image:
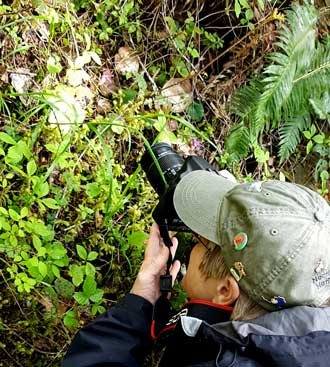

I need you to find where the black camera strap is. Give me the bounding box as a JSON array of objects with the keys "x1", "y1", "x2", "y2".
[{"x1": 159, "y1": 220, "x2": 173, "y2": 293}]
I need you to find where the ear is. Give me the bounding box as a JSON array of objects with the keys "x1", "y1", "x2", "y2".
[{"x1": 212, "y1": 276, "x2": 240, "y2": 306}]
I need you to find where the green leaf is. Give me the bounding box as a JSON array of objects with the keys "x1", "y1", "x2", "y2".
[
  {"x1": 175, "y1": 59, "x2": 189, "y2": 78},
  {"x1": 122, "y1": 89, "x2": 137, "y2": 103},
  {"x1": 6, "y1": 145, "x2": 23, "y2": 164},
  {"x1": 32, "y1": 234, "x2": 42, "y2": 250},
  {"x1": 307, "y1": 140, "x2": 314, "y2": 154},
  {"x1": 303, "y1": 130, "x2": 312, "y2": 139},
  {"x1": 27, "y1": 159, "x2": 37, "y2": 176},
  {"x1": 37, "y1": 247, "x2": 47, "y2": 257},
  {"x1": 52, "y1": 265, "x2": 60, "y2": 278},
  {"x1": 234, "y1": 0, "x2": 241, "y2": 17},
  {"x1": 245, "y1": 8, "x2": 254, "y2": 21},
  {"x1": 85, "y1": 262, "x2": 96, "y2": 276},
  {"x1": 63, "y1": 310, "x2": 79, "y2": 328},
  {"x1": 20, "y1": 207, "x2": 28, "y2": 218},
  {"x1": 87, "y1": 251, "x2": 98, "y2": 261},
  {"x1": 0, "y1": 132, "x2": 16, "y2": 145},
  {"x1": 239, "y1": 0, "x2": 249, "y2": 8},
  {"x1": 0, "y1": 207, "x2": 8, "y2": 216},
  {"x1": 42, "y1": 198, "x2": 60, "y2": 209},
  {"x1": 76, "y1": 245, "x2": 87, "y2": 260},
  {"x1": 83, "y1": 275, "x2": 97, "y2": 297},
  {"x1": 9, "y1": 208, "x2": 20, "y2": 221},
  {"x1": 313, "y1": 134, "x2": 325, "y2": 144},
  {"x1": 89, "y1": 288, "x2": 104, "y2": 303},
  {"x1": 74, "y1": 292, "x2": 89, "y2": 305},
  {"x1": 70, "y1": 264, "x2": 84, "y2": 287},
  {"x1": 86, "y1": 183, "x2": 100, "y2": 198},
  {"x1": 38, "y1": 261, "x2": 48, "y2": 278},
  {"x1": 186, "y1": 101, "x2": 204, "y2": 121},
  {"x1": 35, "y1": 181, "x2": 49, "y2": 198}
]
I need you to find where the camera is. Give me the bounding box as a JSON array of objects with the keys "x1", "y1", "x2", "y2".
[
  {"x1": 141, "y1": 142, "x2": 218, "y2": 233},
  {"x1": 141, "y1": 142, "x2": 218, "y2": 292}
]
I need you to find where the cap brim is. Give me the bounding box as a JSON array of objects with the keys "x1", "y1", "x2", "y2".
[{"x1": 173, "y1": 170, "x2": 237, "y2": 244}]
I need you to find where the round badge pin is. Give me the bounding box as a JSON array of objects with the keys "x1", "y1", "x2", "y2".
[{"x1": 233, "y1": 232, "x2": 248, "y2": 251}]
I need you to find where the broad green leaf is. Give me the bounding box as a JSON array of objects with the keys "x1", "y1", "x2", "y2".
[
  {"x1": 239, "y1": 0, "x2": 249, "y2": 8},
  {"x1": 0, "y1": 132, "x2": 16, "y2": 145},
  {"x1": 186, "y1": 101, "x2": 204, "y2": 121},
  {"x1": 42, "y1": 198, "x2": 60, "y2": 209},
  {"x1": 303, "y1": 130, "x2": 312, "y2": 139},
  {"x1": 312, "y1": 134, "x2": 324, "y2": 144},
  {"x1": 6, "y1": 145, "x2": 23, "y2": 164},
  {"x1": 306, "y1": 140, "x2": 313, "y2": 154},
  {"x1": 85, "y1": 262, "x2": 96, "y2": 276},
  {"x1": 87, "y1": 251, "x2": 98, "y2": 261},
  {"x1": 27, "y1": 159, "x2": 37, "y2": 176},
  {"x1": 234, "y1": 0, "x2": 241, "y2": 17},
  {"x1": 83, "y1": 275, "x2": 97, "y2": 297},
  {"x1": 74, "y1": 292, "x2": 89, "y2": 305},
  {"x1": 37, "y1": 247, "x2": 47, "y2": 257},
  {"x1": 70, "y1": 264, "x2": 84, "y2": 287},
  {"x1": 52, "y1": 265, "x2": 60, "y2": 278},
  {"x1": 32, "y1": 235, "x2": 42, "y2": 250},
  {"x1": 245, "y1": 8, "x2": 254, "y2": 20},
  {"x1": 9, "y1": 208, "x2": 20, "y2": 221},
  {"x1": 86, "y1": 183, "x2": 100, "y2": 198},
  {"x1": 16, "y1": 141, "x2": 31, "y2": 159},
  {"x1": 63, "y1": 310, "x2": 79, "y2": 328},
  {"x1": 89, "y1": 288, "x2": 104, "y2": 303},
  {"x1": 20, "y1": 207, "x2": 29, "y2": 218},
  {"x1": 38, "y1": 262, "x2": 48, "y2": 277},
  {"x1": 76, "y1": 245, "x2": 87, "y2": 260},
  {"x1": 0, "y1": 207, "x2": 8, "y2": 216}
]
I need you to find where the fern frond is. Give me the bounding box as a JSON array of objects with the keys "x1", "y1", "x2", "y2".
[
  {"x1": 252, "y1": 3, "x2": 318, "y2": 133},
  {"x1": 279, "y1": 114, "x2": 310, "y2": 162},
  {"x1": 225, "y1": 122, "x2": 251, "y2": 161}
]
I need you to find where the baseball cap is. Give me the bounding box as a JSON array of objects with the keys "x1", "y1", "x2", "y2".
[{"x1": 173, "y1": 170, "x2": 330, "y2": 311}]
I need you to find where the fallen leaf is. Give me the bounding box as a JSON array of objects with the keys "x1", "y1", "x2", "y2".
[
  {"x1": 161, "y1": 78, "x2": 193, "y2": 113},
  {"x1": 115, "y1": 46, "x2": 139, "y2": 75}
]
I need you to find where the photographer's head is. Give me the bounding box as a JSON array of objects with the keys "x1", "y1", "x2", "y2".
[{"x1": 174, "y1": 171, "x2": 330, "y2": 314}]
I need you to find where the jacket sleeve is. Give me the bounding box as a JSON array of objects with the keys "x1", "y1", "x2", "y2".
[{"x1": 62, "y1": 294, "x2": 153, "y2": 367}]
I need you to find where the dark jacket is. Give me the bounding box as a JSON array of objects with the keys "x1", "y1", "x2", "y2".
[{"x1": 63, "y1": 294, "x2": 330, "y2": 366}]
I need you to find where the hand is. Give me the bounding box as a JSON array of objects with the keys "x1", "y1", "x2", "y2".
[{"x1": 130, "y1": 223, "x2": 181, "y2": 305}]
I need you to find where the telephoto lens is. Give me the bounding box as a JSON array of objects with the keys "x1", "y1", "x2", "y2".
[{"x1": 141, "y1": 143, "x2": 185, "y2": 196}]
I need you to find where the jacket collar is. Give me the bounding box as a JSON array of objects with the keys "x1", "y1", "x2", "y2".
[{"x1": 180, "y1": 305, "x2": 330, "y2": 341}]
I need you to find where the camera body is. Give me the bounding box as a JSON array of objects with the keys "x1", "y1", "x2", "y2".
[
  {"x1": 141, "y1": 142, "x2": 218, "y2": 292},
  {"x1": 141, "y1": 143, "x2": 218, "y2": 232}
]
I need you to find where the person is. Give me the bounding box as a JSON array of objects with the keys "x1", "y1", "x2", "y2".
[{"x1": 63, "y1": 170, "x2": 330, "y2": 366}]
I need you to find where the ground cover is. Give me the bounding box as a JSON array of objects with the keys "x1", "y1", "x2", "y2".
[{"x1": 0, "y1": 0, "x2": 329, "y2": 365}]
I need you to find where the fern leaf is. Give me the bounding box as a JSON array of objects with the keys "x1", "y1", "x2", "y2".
[
  {"x1": 279, "y1": 114, "x2": 310, "y2": 162},
  {"x1": 253, "y1": 3, "x2": 318, "y2": 133},
  {"x1": 225, "y1": 122, "x2": 250, "y2": 161}
]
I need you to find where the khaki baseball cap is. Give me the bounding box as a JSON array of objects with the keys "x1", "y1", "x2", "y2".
[{"x1": 173, "y1": 170, "x2": 330, "y2": 311}]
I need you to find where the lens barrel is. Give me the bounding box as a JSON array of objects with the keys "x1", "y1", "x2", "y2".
[{"x1": 141, "y1": 143, "x2": 185, "y2": 195}]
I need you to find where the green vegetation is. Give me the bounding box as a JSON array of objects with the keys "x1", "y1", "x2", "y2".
[{"x1": 0, "y1": 0, "x2": 329, "y2": 365}]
